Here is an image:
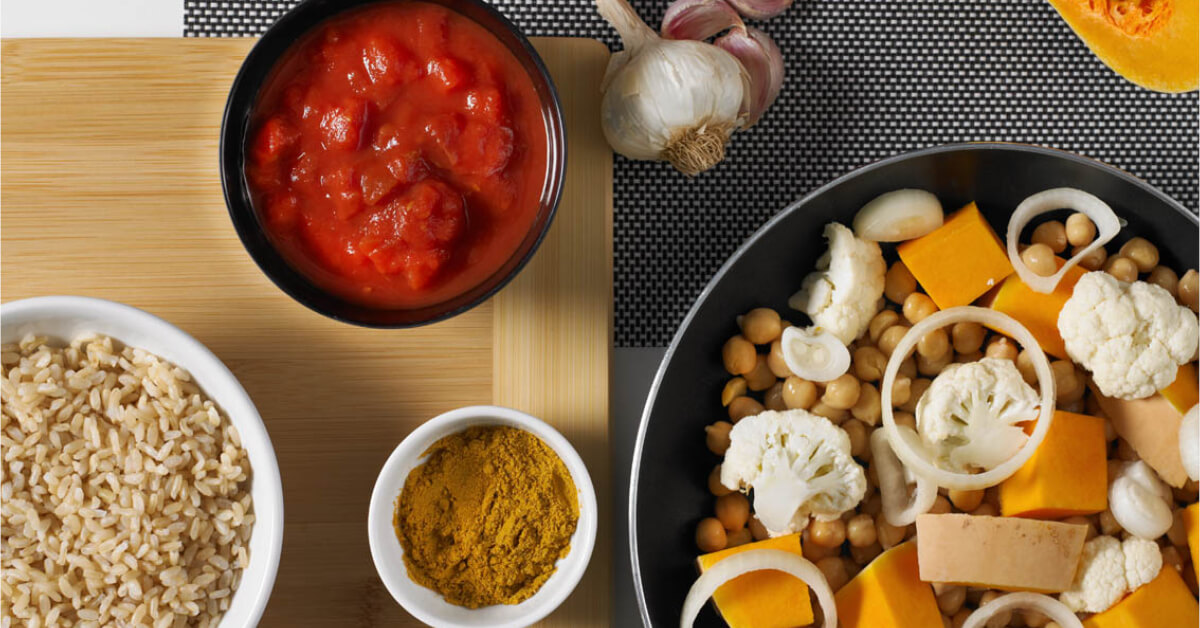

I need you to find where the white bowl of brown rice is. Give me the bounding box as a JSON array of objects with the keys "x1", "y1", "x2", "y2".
[{"x1": 1, "y1": 296, "x2": 283, "y2": 627}]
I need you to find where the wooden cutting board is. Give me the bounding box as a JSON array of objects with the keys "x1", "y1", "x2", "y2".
[{"x1": 0, "y1": 37, "x2": 612, "y2": 627}]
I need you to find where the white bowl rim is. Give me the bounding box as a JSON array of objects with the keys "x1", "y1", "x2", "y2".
[
  {"x1": 367, "y1": 405, "x2": 597, "y2": 628},
  {"x1": 0, "y1": 295, "x2": 285, "y2": 627}
]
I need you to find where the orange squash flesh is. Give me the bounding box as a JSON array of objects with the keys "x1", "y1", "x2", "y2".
[
  {"x1": 1000, "y1": 410, "x2": 1108, "y2": 518},
  {"x1": 1046, "y1": 0, "x2": 1199, "y2": 93},
  {"x1": 897, "y1": 202, "x2": 1014, "y2": 310},
  {"x1": 988, "y1": 258, "x2": 1087, "y2": 359},
  {"x1": 695, "y1": 533, "x2": 815, "y2": 628},
  {"x1": 1082, "y1": 565, "x2": 1199, "y2": 628}
]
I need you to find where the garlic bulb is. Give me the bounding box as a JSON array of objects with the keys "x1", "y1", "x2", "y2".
[
  {"x1": 661, "y1": 0, "x2": 743, "y2": 41},
  {"x1": 597, "y1": 0, "x2": 750, "y2": 175},
  {"x1": 727, "y1": 0, "x2": 793, "y2": 20},
  {"x1": 715, "y1": 26, "x2": 783, "y2": 127}
]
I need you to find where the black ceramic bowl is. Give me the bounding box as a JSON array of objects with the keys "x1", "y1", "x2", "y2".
[
  {"x1": 630, "y1": 143, "x2": 1198, "y2": 626},
  {"x1": 220, "y1": 0, "x2": 565, "y2": 327}
]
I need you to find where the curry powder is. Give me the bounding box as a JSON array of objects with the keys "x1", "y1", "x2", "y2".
[{"x1": 394, "y1": 425, "x2": 580, "y2": 608}]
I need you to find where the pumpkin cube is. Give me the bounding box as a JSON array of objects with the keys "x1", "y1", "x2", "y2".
[
  {"x1": 916, "y1": 514, "x2": 1087, "y2": 592},
  {"x1": 897, "y1": 202, "x2": 1014, "y2": 309},
  {"x1": 988, "y1": 261, "x2": 1086, "y2": 359},
  {"x1": 1092, "y1": 386, "x2": 1190, "y2": 487},
  {"x1": 1186, "y1": 503, "x2": 1199, "y2": 583},
  {"x1": 1082, "y1": 566, "x2": 1199, "y2": 628},
  {"x1": 695, "y1": 533, "x2": 814, "y2": 628},
  {"x1": 1000, "y1": 410, "x2": 1107, "y2": 518},
  {"x1": 835, "y1": 541, "x2": 941, "y2": 628},
  {"x1": 1160, "y1": 363, "x2": 1199, "y2": 415}
]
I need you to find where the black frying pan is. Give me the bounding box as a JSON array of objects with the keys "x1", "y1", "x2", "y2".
[{"x1": 629, "y1": 142, "x2": 1199, "y2": 627}]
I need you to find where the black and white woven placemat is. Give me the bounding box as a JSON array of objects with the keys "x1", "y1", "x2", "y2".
[{"x1": 186, "y1": 0, "x2": 1200, "y2": 348}]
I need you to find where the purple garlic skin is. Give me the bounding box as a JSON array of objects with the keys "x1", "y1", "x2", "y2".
[
  {"x1": 661, "y1": 0, "x2": 744, "y2": 41},
  {"x1": 726, "y1": 0, "x2": 793, "y2": 20},
  {"x1": 716, "y1": 26, "x2": 784, "y2": 127}
]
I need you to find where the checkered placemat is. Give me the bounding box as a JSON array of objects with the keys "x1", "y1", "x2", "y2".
[{"x1": 186, "y1": 0, "x2": 1200, "y2": 347}]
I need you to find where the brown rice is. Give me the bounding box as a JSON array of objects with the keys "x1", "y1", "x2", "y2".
[{"x1": 1, "y1": 334, "x2": 253, "y2": 627}]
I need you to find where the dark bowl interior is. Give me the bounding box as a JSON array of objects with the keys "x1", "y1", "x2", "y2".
[
  {"x1": 630, "y1": 143, "x2": 1199, "y2": 626},
  {"x1": 220, "y1": 0, "x2": 565, "y2": 327}
]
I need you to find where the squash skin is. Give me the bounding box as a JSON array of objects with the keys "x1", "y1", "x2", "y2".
[{"x1": 1046, "y1": 0, "x2": 1198, "y2": 93}]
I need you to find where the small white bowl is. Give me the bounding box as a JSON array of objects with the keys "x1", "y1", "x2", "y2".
[
  {"x1": 0, "y1": 296, "x2": 284, "y2": 627},
  {"x1": 368, "y1": 405, "x2": 597, "y2": 628}
]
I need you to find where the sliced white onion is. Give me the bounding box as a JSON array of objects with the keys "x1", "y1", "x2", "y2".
[
  {"x1": 870, "y1": 428, "x2": 937, "y2": 526},
  {"x1": 962, "y1": 592, "x2": 1084, "y2": 628},
  {"x1": 880, "y1": 307, "x2": 1056, "y2": 490},
  {"x1": 680, "y1": 549, "x2": 836, "y2": 628},
  {"x1": 1181, "y1": 404, "x2": 1199, "y2": 482},
  {"x1": 780, "y1": 326, "x2": 850, "y2": 382},
  {"x1": 852, "y1": 189, "x2": 944, "y2": 242},
  {"x1": 1109, "y1": 461, "x2": 1173, "y2": 539},
  {"x1": 1006, "y1": 188, "x2": 1121, "y2": 294}
]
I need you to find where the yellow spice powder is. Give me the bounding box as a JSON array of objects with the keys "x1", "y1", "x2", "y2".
[{"x1": 394, "y1": 425, "x2": 579, "y2": 608}]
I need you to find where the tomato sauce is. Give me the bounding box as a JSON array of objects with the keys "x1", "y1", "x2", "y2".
[{"x1": 246, "y1": 2, "x2": 548, "y2": 309}]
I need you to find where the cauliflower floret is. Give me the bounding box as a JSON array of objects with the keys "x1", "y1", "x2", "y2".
[
  {"x1": 915, "y1": 358, "x2": 1040, "y2": 473},
  {"x1": 1059, "y1": 535, "x2": 1163, "y2": 613},
  {"x1": 1058, "y1": 271, "x2": 1199, "y2": 400},
  {"x1": 721, "y1": 409, "x2": 866, "y2": 537},
  {"x1": 788, "y1": 222, "x2": 886, "y2": 345}
]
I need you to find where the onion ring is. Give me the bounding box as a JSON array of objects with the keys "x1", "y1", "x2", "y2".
[
  {"x1": 1181, "y1": 404, "x2": 1199, "y2": 482},
  {"x1": 680, "y1": 549, "x2": 836, "y2": 628},
  {"x1": 962, "y1": 592, "x2": 1084, "y2": 628},
  {"x1": 880, "y1": 307, "x2": 1056, "y2": 490},
  {"x1": 780, "y1": 326, "x2": 851, "y2": 382},
  {"x1": 870, "y1": 428, "x2": 937, "y2": 526},
  {"x1": 1006, "y1": 188, "x2": 1120, "y2": 294}
]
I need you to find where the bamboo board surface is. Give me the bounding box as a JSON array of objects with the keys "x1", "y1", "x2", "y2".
[{"x1": 0, "y1": 37, "x2": 612, "y2": 627}]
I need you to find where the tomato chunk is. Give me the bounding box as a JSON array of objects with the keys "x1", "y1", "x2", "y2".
[{"x1": 319, "y1": 100, "x2": 367, "y2": 150}]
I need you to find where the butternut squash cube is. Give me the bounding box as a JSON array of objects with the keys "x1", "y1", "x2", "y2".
[
  {"x1": 988, "y1": 261, "x2": 1086, "y2": 359},
  {"x1": 999, "y1": 410, "x2": 1107, "y2": 518},
  {"x1": 1092, "y1": 385, "x2": 1189, "y2": 487},
  {"x1": 1186, "y1": 503, "x2": 1199, "y2": 583},
  {"x1": 897, "y1": 202, "x2": 1013, "y2": 310},
  {"x1": 695, "y1": 533, "x2": 814, "y2": 628},
  {"x1": 915, "y1": 514, "x2": 1087, "y2": 592},
  {"x1": 1082, "y1": 566, "x2": 1199, "y2": 628},
  {"x1": 834, "y1": 541, "x2": 941, "y2": 628},
  {"x1": 1160, "y1": 363, "x2": 1199, "y2": 416}
]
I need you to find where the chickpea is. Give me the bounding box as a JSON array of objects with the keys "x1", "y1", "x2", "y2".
[
  {"x1": 763, "y1": 381, "x2": 787, "y2": 411},
  {"x1": 1066, "y1": 212, "x2": 1096, "y2": 246},
  {"x1": 878, "y1": 325, "x2": 910, "y2": 357},
  {"x1": 1020, "y1": 243, "x2": 1057, "y2": 277},
  {"x1": 728, "y1": 396, "x2": 765, "y2": 423},
  {"x1": 749, "y1": 516, "x2": 770, "y2": 541},
  {"x1": 916, "y1": 328, "x2": 951, "y2": 360},
  {"x1": 715, "y1": 492, "x2": 750, "y2": 530},
  {"x1": 720, "y1": 377, "x2": 747, "y2": 406},
  {"x1": 1179, "y1": 269, "x2": 1200, "y2": 312},
  {"x1": 951, "y1": 322, "x2": 986, "y2": 354},
  {"x1": 936, "y1": 584, "x2": 966, "y2": 615},
  {"x1": 951, "y1": 610, "x2": 972, "y2": 628},
  {"x1": 1119, "y1": 237, "x2": 1159, "y2": 273},
  {"x1": 816, "y1": 555, "x2": 850, "y2": 592},
  {"x1": 726, "y1": 526, "x2": 753, "y2": 548},
  {"x1": 1145, "y1": 265, "x2": 1180, "y2": 295},
  {"x1": 851, "y1": 383, "x2": 882, "y2": 426},
  {"x1": 849, "y1": 541, "x2": 882, "y2": 566},
  {"x1": 705, "y1": 421, "x2": 733, "y2": 455},
  {"x1": 744, "y1": 354, "x2": 776, "y2": 391},
  {"x1": 782, "y1": 376, "x2": 818, "y2": 410},
  {"x1": 802, "y1": 530, "x2": 841, "y2": 561},
  {"x1": 971, "y1": 503, "x2": 998, "y2": 517},
  {"x1": 928, "y1": 495, "x2": 952, "y2": 514},
  {"x1": 809, "y1": 518, "x2": 847, "y2": 548},
  {"x1": 893, "y1": 410, "x2": 917, "y2": 431},
  {"x1": 877, "y1": 519, "x2": 908, "y2": 549},
  {"x1": 1051, "y1": 360, "x2": 1084, "y2": 403},
  {"x1": 708, "y1": 464, "x2": 733, "y2": 496},
  {"x1": 722, "y1": 335, "x2": 756, "y2": 375},
  {"x1": 900, "y1": 379, "x2": 931, "y2": 413},
  {"x1": 890, "y1": 377, "x2": 913, "y2": 409},
  {"x1": 740, "y1": 307, "x2": 782, "y2": 344},
  {"x1": 1104, "y1": 255, "x2": 1138, "y2": 282},
  {"x1": 1015, "y1": 350, "x2": 1038, "y2": 386},
  {"x1": 917, "y1": 350, "x2": 953, "y2": 377},
  {"x1": 903, "y1": 292, "x2": 939, "y2": 325},
  {"x1": 899, "y1": 355, "x2": 918, "y2": 379},
  {"x1": 1061, "y1": 515, "x2": 1097, "y2": 541},
  {"x1": 861, "y1": 493, "x2": 883, "y2": 516},
  {"x1": 1032, "y1": 220, "x2": 1068, "y2": 254},
  {"x1": 1023, "y1": 610, "x2": 1051, "y2": 628},
  {"x1": 979, "y1": 591, "x2": 1012, "y2": 628},
  {"x1": 810, "y1": 400, "x2": 848, "y2": 423},
  {"x1": 767, "y1": 339, "x2": 792, "y2": 378},
  {"x1": 845, "y1": 514, "x2": 877, "y2": 547},
  {"x1": 949, "y1": 489, "x2": 984, "y2": 512},
  {"x1": 984, "y1": 336, "x2": 1019, "y2": 361},
  {"x1": 869, "y1": 310, "x2": 902, "y2": 344},
  {"x1": 696, "y1": 517, "x2": 727, "y2": 552},
  {"x1": 843, "y1": 418, "x2": 869, "y2": 458},
  {"x1": 853, "y1": 346, "x2": 888, "y2": 382},
  {"x1": 885, "y1": 262, "x2": 918, "y2": 304},
  {"x1": 1073, "y1": 243, "x2": 1108, "y2": 271},
  {"x1": 822, "y1": 374, "x2": 862, "y2": 410}
]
